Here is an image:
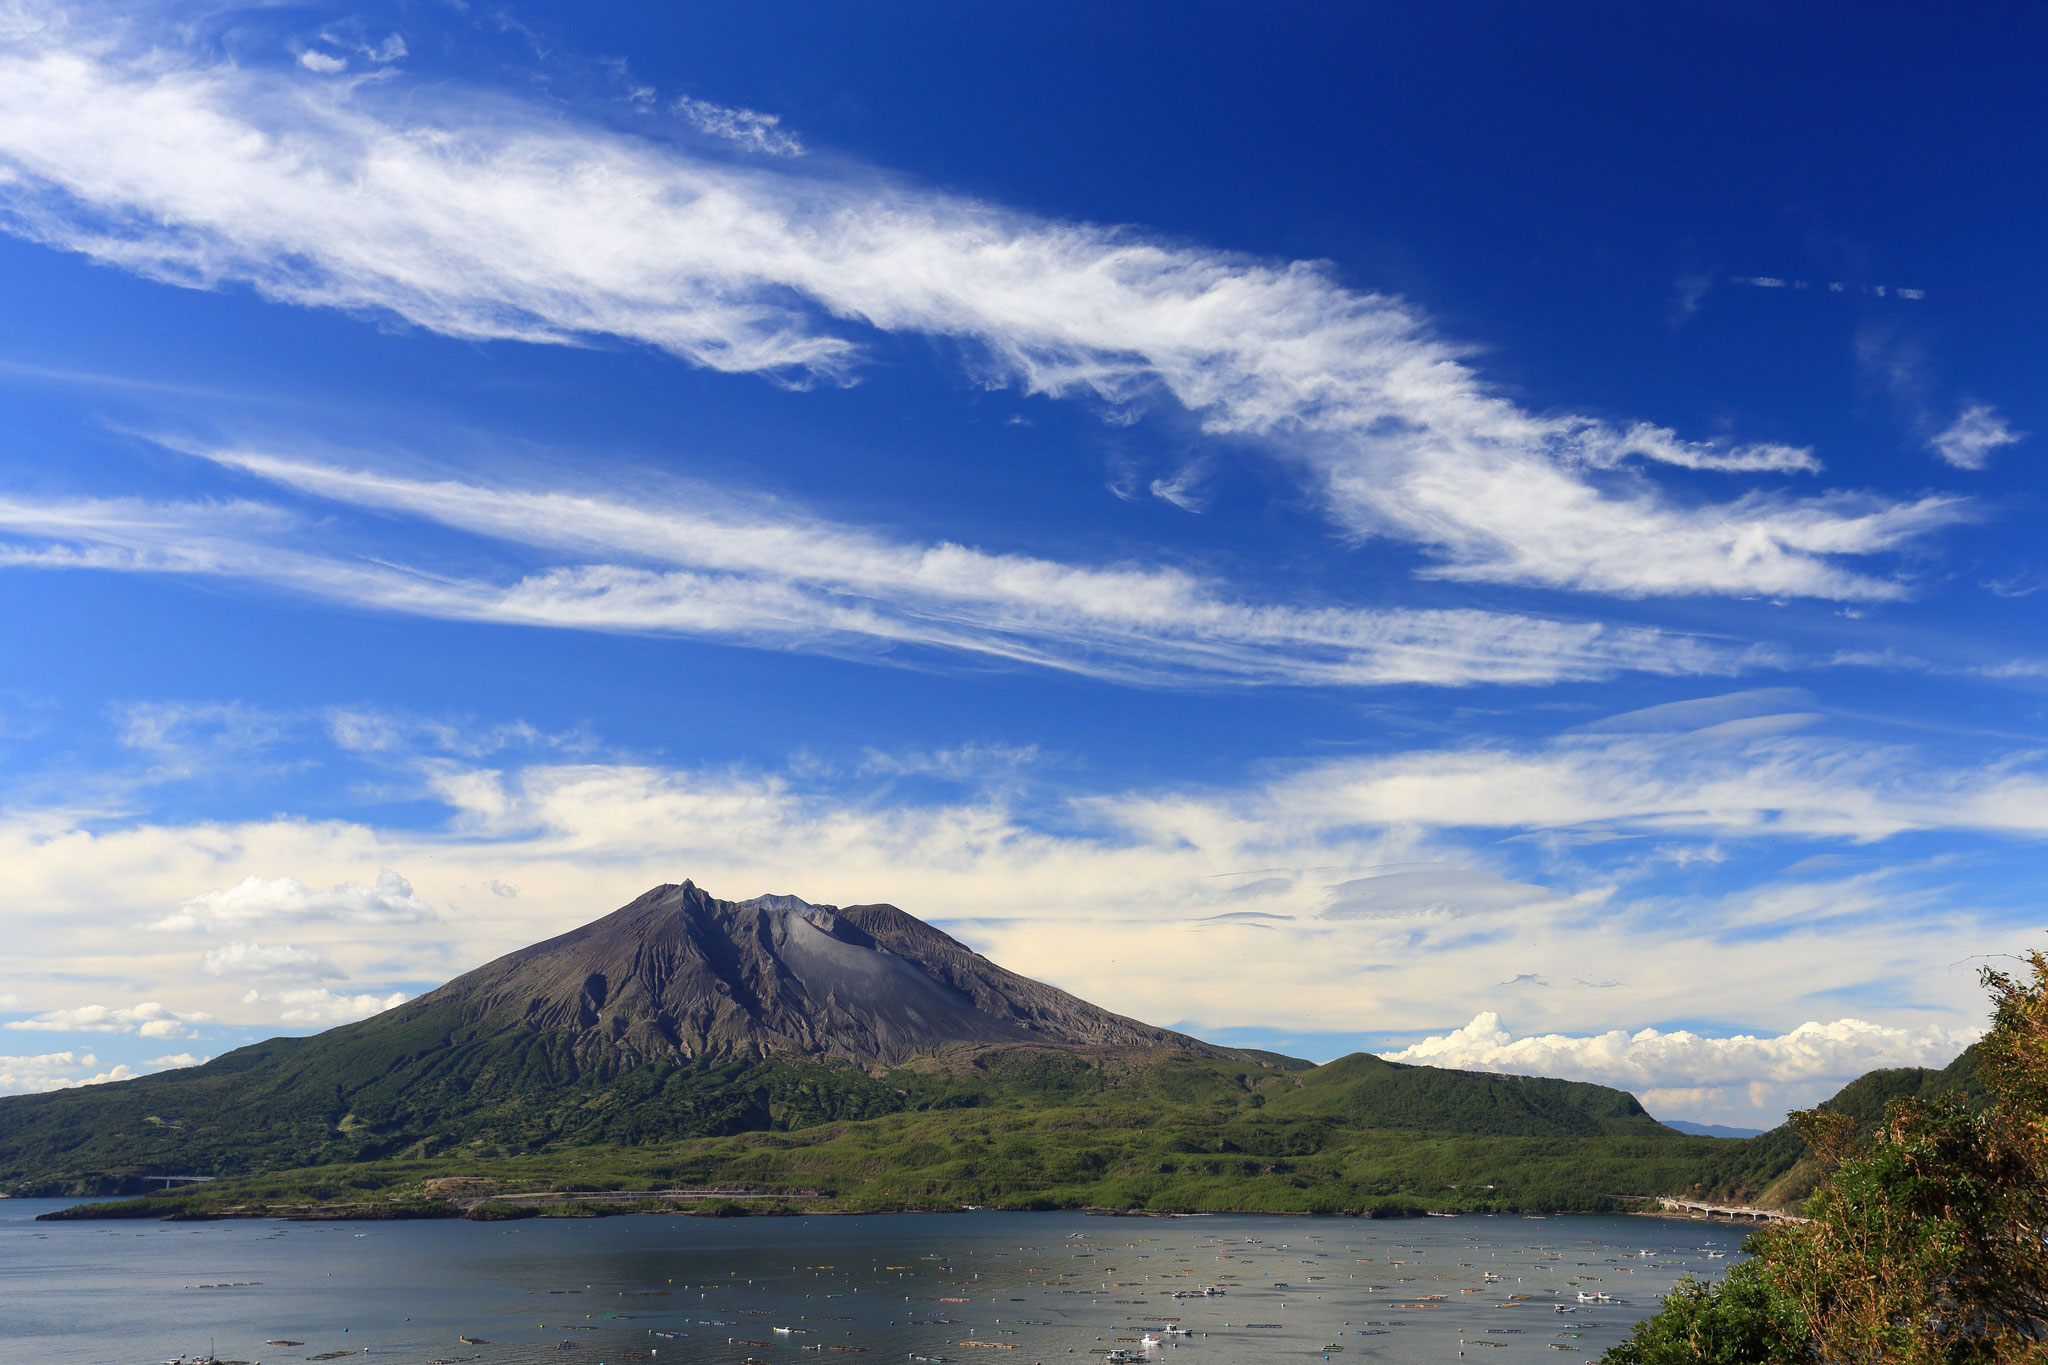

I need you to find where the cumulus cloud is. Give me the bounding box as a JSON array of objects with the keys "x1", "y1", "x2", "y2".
[
  {"x1": 198, "y1": 940, "x2": 342, "y2": 980},
  {"x1": 0, "y1": 452, "x2": 1762, "y2": 689},
  {"x1": 239, "y1": 986, "x2": 409, "y2": 1023},
  {"x1": 674, "y1": 96, "x2": 802, "y2": 157},
  {"x1": 3, "y1": 1001, "x2": 211, "y2": 1038},
  {"x1": 154, "y1": 868, "x2": 434, "y2": 931},
  {"x1": 0, "y1": 1049, "x2": 207, "y2": 1093},
  {"x1": 1930, "y1": 403, "x2": 2023, "y2": 470},
  {"x1": 1382, "y1": 1012, "x2": 1980, "y2": 1123},
  {"x1": 0, "y1": 8, "x2": 1961, "y2": 599}
]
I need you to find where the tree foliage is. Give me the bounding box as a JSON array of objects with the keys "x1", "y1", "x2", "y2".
[{"x1": 1607, "y1": 951, "x2": 2048, "y2": 1364}]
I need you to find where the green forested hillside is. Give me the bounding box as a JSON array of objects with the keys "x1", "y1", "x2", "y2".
[
  {"x1": 0, "y1": 1018, "x2": 1680, "y2": 1200},
  {"x1": 1679, "y1": 1046, "x2": 1984, "y2": 1209},
  {"x1": 23, "y1": 1047, "x2": 1720, "y2": 1220}
]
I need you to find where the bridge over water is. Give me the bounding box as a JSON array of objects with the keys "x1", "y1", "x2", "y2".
[{"x1": 1657, "y1": 1196, "x2": 1804, "y2": 1224}]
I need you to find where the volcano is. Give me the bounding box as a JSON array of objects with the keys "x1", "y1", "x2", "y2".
[{"x1": 417, "y1": 880, "x2": 1222, "y2": 1067}]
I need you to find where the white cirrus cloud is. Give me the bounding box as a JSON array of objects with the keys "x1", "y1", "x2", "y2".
[
  {"x1": 2, "y1": 1001, "x2": 211, "y2": 1038},
  {"x1": 1381, "y1": 1011, "x2": 1980, "y2": 1123},
  {"x1": 116, "y1": 698, "x2": 288, "y2": 759},
  {"x1": 239, "y1": 986, "x2": 409, "y2": 1024},
  {"x1": 154, "y1": 867, "x2": 434, "y2": 931},
  {"x1": 198, "y1": 940, "x2": 342, "y2": 980},
  {"x1": 673, "y1": 96, "x2": 803, "y2": 157},
  {"x1": 0, "y1": 453, "x2": 1765, "y2": 689},
  {"x1": 857, "y1": 742, "x2": 1044, "y2": 782},
  {"x1": 1319, "y1": 866, "x2": 1575, "y2": 921},
  {"x1": 0, "y1": 7, "x2": 1964, "y2": 600},
  {"x1": 1930, "y1": 403, "x2": 2023, "y2": 470}
]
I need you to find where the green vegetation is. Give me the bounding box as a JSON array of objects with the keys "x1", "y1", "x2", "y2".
[
  {"x1": 1675, "y1": 1049, "x2": 1984, "y2": 1213},
  {"x1": 1605, "y1": 954, "x2": 2048, "y2": 1363},
  {"x1": 7, "y1": 1038, "x2": 1731, "y2": 1218},
  {"x1": 28, "y1": 1079, "x2": 1720, "y2": 1221}
]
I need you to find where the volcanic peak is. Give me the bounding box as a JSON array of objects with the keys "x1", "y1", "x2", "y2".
[{"x1": 414, "y1": 881, "x2": 1215, "y2": 1068}]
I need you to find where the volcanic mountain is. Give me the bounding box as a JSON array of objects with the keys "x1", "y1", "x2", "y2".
[
  {"x1": 436, "y1": 881, "x2": 1224, "y2": 1067},
  {"x1": 0, "y1": 882, "x2": 1254, "y2": 1189},
  {"x1": 0, "y1": 881, "x2": 1692, "y2": 1201}
]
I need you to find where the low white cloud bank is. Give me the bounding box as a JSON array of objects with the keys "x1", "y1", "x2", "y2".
[
  {"x1": 0, "y1": 455, "x2": 1760, "y2": 689},
  {"x1": 0, "y1": 1049, "x2": 207, "y2": 1093},
  {"x1": 154, "y1": 868, "x2": 434, "y2": 931},
  {"x1": 3, "y1": 1002, "x2": 211, "y2": 1038},
  {"x1": 0, "y1": 5, "x2": 1964, "y2": 599},
  {"x1": 239, "y1": 986, "x2": 409, "y2": 1024},
  {"x1": 1930, "y1": 404, "x2": 2023, "y2": 470},
  {"x1": 1383, "y1": 1012, "x2": 1981, "y2": 1123}
]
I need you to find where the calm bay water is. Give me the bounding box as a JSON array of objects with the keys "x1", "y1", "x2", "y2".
[{"x1": 0, "y1": 1202, "x2": 1741, "y2": 1365}]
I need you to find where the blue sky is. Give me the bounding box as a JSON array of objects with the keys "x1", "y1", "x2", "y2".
[{"x1": 0, "y1": 0, "x2": 2041, "y2": 1125}]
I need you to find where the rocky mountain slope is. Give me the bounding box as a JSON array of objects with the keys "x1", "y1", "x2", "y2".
[{"x1": 434, "y1": 881, "x2": 1224, "y2": 1067}]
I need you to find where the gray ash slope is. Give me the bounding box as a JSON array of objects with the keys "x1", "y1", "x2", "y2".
[{"x1": 439, "y1": 880, "x2": 1225, "y2": 1067}]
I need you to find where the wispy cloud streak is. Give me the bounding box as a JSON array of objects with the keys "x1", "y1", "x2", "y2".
[
  {"x1": 0, "y1": 5, "x2": 1963, "y2": 599},
  {"x1": 0, "y1": 451, "x2": 1758, "y2": 688}
]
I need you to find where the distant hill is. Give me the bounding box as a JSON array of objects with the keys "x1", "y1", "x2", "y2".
[
  {"x1": 1661, "y1": 1120, "x2": 1766, "y2": 1139},
  {"x1": 0, "y1": 881, "x2": 1692, "y2": 1206}
]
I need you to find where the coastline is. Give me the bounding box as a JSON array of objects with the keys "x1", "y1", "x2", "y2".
[{"x1": 34, "y1": 1190, "x2": 1685, "y2": 1224}]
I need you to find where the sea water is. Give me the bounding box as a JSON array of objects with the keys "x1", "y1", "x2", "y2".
[{"x1": 0, "y1": 1201, "x2": 1745, "y2": 1365}]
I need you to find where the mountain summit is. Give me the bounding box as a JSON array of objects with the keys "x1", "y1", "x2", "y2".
[{"x1": 425, "y1": 880, "x2": 1218, "y2": 1067}]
